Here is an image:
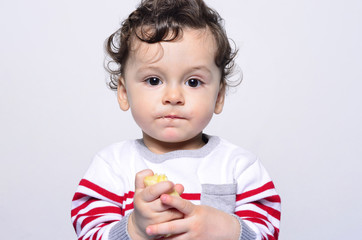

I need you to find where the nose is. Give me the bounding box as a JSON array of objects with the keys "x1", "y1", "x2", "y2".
[{"x1": 162, "y1": 86, "x2": 184, "y2": 105}]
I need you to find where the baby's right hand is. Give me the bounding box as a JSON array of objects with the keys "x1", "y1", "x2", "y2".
[{"x1": 128, "y1": 169, "x2": 184, "y2": 240}]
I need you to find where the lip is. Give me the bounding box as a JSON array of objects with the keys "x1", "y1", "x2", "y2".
[
  {"x1": 158, "y1": 115, "x2": 186, "y2": 120},
  {"x1": 163, "y1": 115, "x2": 185, "y2": 119}
]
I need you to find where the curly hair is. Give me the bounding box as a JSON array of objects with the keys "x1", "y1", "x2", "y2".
[{"x1": 105, "y1": 0, "x2": 239, "y2": 90}]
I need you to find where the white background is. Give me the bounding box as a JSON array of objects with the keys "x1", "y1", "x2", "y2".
[{"x1": 1, "y1": 0, "x2": 361, "y2": 239}]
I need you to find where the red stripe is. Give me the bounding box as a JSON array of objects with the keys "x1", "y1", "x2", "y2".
[
  {"x1": 123, "y1": 191, "x2": 135, "y2": 199},
  {"x1": 236, "y1": 181, "x2": 275, "y2": 201},
  {"x1": 79, "y1": 228, "x2": 93, "y2": 240},
  {"x1": 73, "y1": 179, "x2": 134, "y2": 214},
  {"x1": 244, "y1": 218, "x2": 278, "y2": 240},
  {"x1": 122, "y1": 202, "x2": 134, "y2": 215},
  {"x1": 79, "y1": 227, "x2": 103, "y2": 240},
  {"x1": 72, "y1": 198, "x2": 98, "y2": 218},
  {"x1": 241, "y1": 211, "x2": 280, "y2": 240},
  {"x1": 80, "y1": 206, "x2": 121, "y2": 219},
  {"x1": 73, "y1": 199, "x2": 121, "y2": 229},
  {"x1": 72, "y1": 179, "x2": 136, "y2": 233},
  {"x1": 274, "y1": 228, "x2": 280, "y2": 239},
  {"x1": 72, "y1": 199, "x2": 98, "y2": 229},
  {"x1": 98, "y1": 220, "x2": 118, "y2": 228},
  {"x1": 252, "y1": 202, "x2": 281, "y2": 220},
  {"x1": 73, "y1": 192, "x2": 89, "y2": 201},
  {"x1": 79, "y1": 179, "x2": 124, "y2": 203},
  {"x1": 236, "y1": 210, "x2": 269, "y2": 222},
  {"x1": 79, "y1": 235, "x2": 88, "y2": 240},
  {"x1": 244, "y1": 217, "x2": 269, "y2": 228},
  {"x1": 266, "y1": 234, "x2": 276, "y2": 240},
  {"x1": 91, "y1": 230, "x2": 98, "y2": 240},
  {"x1": 80, "y1": 216, "x2": 103, "y2": 233},
  {"x1": 180, "y1": 193, "x2": 201, "y2": 200},
  {"x1": 79, "y1": 206, "x2": 122, "y2": 229},
  {"x1": 264, "y1": 195, "x2": 281, "y2": 203}
]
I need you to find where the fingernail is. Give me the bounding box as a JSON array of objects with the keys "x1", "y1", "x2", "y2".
[
  {"x1": 161, "y1": 194, "x2": 168, "y2": 202},
  {"x1": 146, "y1": 227, "x2": 152, "y2": 235}
]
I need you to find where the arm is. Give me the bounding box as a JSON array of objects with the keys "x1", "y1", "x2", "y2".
[
  {"x1": 71, "y1": 155, "x2": 132, "y2": 240},
  {"x1": 71, "y1": 164, "x2": 184, "y2": 240},
  {"x1": 71, "y1": 178, "x2": 128, "y2": 239},
  {"x1": 234, "y1": 159, "x2": 281, "y2": 240},
  {"x1": 71, "y1": 152, "x2": 134, "y2": 240}
]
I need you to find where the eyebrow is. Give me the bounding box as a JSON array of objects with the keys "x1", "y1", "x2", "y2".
[
  {"x1": 135, "y1": 61, "x2": 221, "y2": 83},
  {"x1": 137, "y1": 66, "x2": 161, "y2": 72},
  {"x1": 136, "y1": 65, "x2": 213, "y2": 74},
  {"x1": 190, "y1": 66, "x2": 213, "y2": 75}
]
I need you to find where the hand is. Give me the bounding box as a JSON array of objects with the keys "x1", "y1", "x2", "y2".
[
  {"x1": 146, "y1": 194, "x2": 241, "y2": 240},
  {"x1": 128, "y1": 169, "x2": 184, "y2": 240}
]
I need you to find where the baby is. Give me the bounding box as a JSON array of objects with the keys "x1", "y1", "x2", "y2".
[{"x1": 71, "y1": 0, "x2": 281, "y2": 239}]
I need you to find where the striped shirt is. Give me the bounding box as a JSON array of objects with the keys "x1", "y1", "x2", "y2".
[{"x1": 71, "y1": 135, "x2": 281, "y2": 240}]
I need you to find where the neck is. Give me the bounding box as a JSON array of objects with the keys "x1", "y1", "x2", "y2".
[{"x1": 142, "y1": 132, "x2": 206, "y2": 154}]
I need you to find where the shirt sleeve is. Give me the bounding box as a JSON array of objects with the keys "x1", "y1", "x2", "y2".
[
  {"x1": 235, "y1": 158, "x2": 281, "y2": 240},
  {"x1": 71, "y1": 155, "x2": 133, "y2": 240}
]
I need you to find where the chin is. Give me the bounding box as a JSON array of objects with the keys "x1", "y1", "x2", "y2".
[
  {"x1": 150, "y1": 132, "x2": 189, "y2": 143},
  {"x1": 145, "y1": 128, "x2": 201, "y2": 143},
  {"x1": 161, "y1": 133, "x2": 202, "y2": 144},
  {"x1": 158, "y1": 135, "x2": 187, "y2": 143}
]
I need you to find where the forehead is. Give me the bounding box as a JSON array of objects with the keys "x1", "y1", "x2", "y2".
[{"x1": 126, "y1": 27, "x2": 217, "y2": 69}]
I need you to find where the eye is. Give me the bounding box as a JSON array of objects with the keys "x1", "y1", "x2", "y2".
[
  {"x1": 185, "y1": 78, "x2": 203, "y2": 88},
  {"x1": 145, "y1": 77, "x2": 162, "y2": 86}
]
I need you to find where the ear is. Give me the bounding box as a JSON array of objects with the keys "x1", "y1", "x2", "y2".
[
  {"x1": 214, "y1": 83, "x2": 225, "y2": 114},
  {"x1": 117, "y1": 77, "x2": 130, "y2": 111}
]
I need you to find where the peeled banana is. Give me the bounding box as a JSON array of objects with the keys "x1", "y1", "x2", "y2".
[{"x1": 144, "y1": 174, "x2": 179, "y2": 196}]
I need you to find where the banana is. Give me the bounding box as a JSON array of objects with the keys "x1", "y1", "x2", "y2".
[{"x1": 144, "y1": 174, "x2": 179, "y2": 196}]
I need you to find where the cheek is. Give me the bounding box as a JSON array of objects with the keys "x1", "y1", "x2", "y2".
[
  {"x1": 192, "y1": 91, "x2": 219, "y2": 112},
  {"x1": 127, "y1": 88, "x2": 150, "y2": 111},
  {"x1": 128, "y1": 93, "x2": 157, "y2": 128},
  {"x1": 129, "y1": 100, "x2": 150, "y2": 122},
  {"x1": 190, "y1": 97, "x2": 216, "y2": 125},
  {"x1": 130, "y1": 106, "x2": 150, "y2": 133}
]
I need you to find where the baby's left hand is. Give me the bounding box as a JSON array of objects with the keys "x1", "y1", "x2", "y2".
[{"x1": 145, "y1": 194, "x2": 241, "y2": 240}]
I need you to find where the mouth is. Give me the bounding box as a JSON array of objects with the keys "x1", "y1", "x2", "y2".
[{"x1": 160, "y1": 115, "x2": 185, "y2": 120}]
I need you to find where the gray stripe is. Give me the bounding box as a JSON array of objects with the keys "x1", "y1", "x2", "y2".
[{"x1": 135, "y1": 134, "x2": 220, "y2": 163}]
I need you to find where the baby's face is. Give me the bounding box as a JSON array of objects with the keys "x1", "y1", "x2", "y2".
[{"x1": 118, "y1": 28, "x2": 224, "y2": 152}]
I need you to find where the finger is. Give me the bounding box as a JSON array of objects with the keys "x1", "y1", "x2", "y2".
[
  {"x1": 135, "y1": 169, "x2": 154, "y2": 191},
  {"x1": 144, "y1": 205, "x2": 184, "y2": 225},
  {"x1": 146, "y1": 218, "x2": 189, "y2": 237},
  {"x1": 174, "y1": 184, "x2": 184, "y2": 196},
  {"x1": 160, "y1": 194, "x2": 195, "y2": 215},
  {"x1": 145, "y1": 197, "x2": 182, "y2": 213},
  {"x1": 157, "y1": 208, "x2": 184, "y2": 221},
  {"x1": 143, "y1": 181, "x2": 176, "y2": 202}
]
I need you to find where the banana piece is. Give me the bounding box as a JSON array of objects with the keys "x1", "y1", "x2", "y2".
[{"x1": 144, "y1": 174, "x2": 179, "y2": 196}]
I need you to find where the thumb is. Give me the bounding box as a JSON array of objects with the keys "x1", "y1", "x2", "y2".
[{"x1": 135, "y1": 169, "x2": 154, "y2": 192}]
